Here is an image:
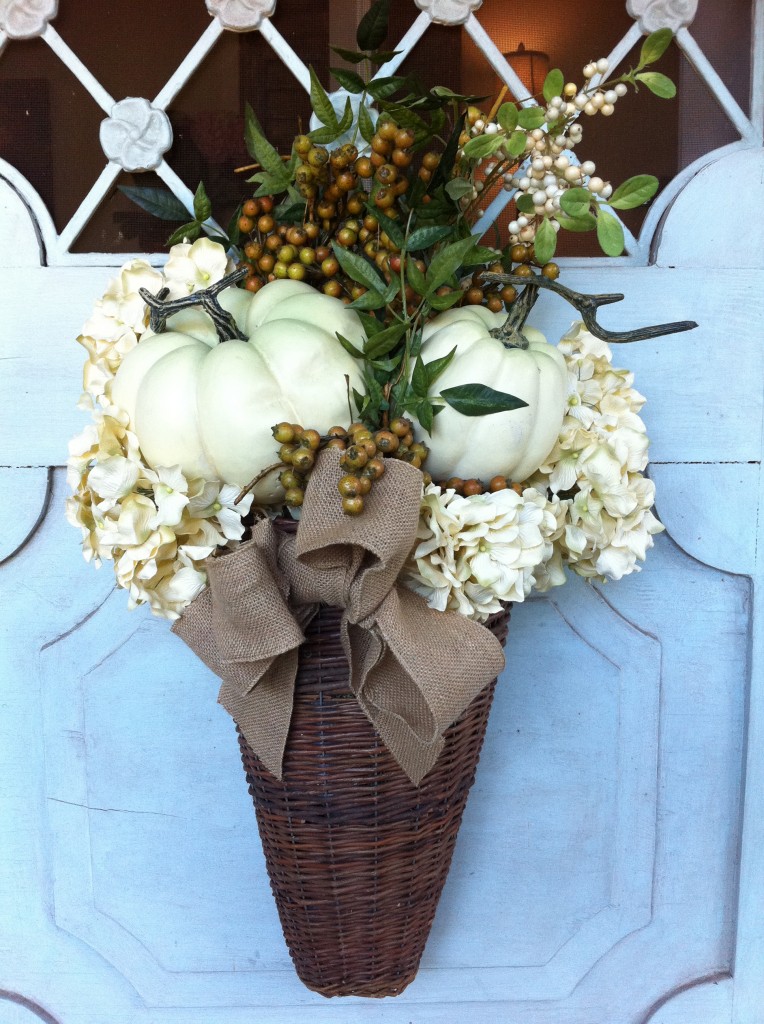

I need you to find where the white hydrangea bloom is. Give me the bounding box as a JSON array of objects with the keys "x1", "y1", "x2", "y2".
[{"x1": 163, "y1": 238, "x2": 234, "y2": 298}]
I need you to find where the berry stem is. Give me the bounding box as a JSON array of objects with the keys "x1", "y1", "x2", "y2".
[{"x1": 235, "y1": 462, "x2": 287, "y2": 505}]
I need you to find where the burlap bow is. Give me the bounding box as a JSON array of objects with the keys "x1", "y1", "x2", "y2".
[{"x1": 173, "y1": 449, "x2": 505, "y2": 785}]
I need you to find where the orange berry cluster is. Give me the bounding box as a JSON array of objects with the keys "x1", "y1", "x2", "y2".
[
  {"x1": 272, "y1": 417, "x2": 430, "y2": 516},
  {"x1": 440, "y1": 475, "x2": 524, "y2": 497}
]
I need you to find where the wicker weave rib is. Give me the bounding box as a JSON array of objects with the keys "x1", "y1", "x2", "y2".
[{"x1": 238, "y1": 567, "x2": 510, "y2": 998}]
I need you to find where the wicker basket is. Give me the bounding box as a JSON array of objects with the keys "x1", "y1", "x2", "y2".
[{"x1": 238, "y1": 577, "x2": 510, "y2": 998}]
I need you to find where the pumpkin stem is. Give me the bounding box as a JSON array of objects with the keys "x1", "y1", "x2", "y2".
[
  {"x1": 139, "y1": 267, "x2": 249, "y2": 341},
  {"x1": 489, "y1": 283, "x2": 539, "y2": 348},
  {"x1": 482, "y1": 272, "x2": 698, "y2": 344}
]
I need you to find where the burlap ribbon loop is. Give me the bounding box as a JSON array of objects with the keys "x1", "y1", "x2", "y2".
[{"x1": 173, "y1": 449, "x2": 505, "y2": 785}]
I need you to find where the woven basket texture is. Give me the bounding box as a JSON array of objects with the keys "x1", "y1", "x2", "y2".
[{"x1": 238, "y1": 558, "x2": 510, "y2": 999}]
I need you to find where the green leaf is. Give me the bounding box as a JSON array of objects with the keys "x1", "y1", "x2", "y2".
[
  {"x1": 517, "y1": 106, "x2": 546, "y2": 130},
  {"x1": 358, "y1": 311, "x2": 384, "y2": 337},
  {"x1": 543, "y1": 68, "x2": 564, "y2": 102},
  {"x1": 426, "y1": 234, "x2": 478, "y2": 291},
  {"x1": 118, "y1": 185, "x2": 190, "y2": 221},
  {"x1": 424, "y1": 345, "x2": 457, "y2": 387},
  {"x1": 331, "y1": 46, "x2": 368, "y2": 64},
  {"x1": 357, "y1": 102, "x2": 376, "y2": 144},
  {"x1": 331, "y1": 242, "x2": 386, "y2": 292},
  {"x1": 357, "y1": 0, "x2": 390, "y2": 51},
  {"x1": 432, "y1": 120, "x2": 463, "y2": 188},
  {"x1": 406, "y1": 258, "x2": 428, "y2": 296},
  {"x1": 366, "y1": 203, "x2": 405, "y2": 249},
  {"x1": 440, "y1": 383, "x2": 528, "y2": 416},
  {"x1": 635, "y1": 72, "x2": 676, "y2": 98},
  {"x1": 506, "y1": 129, "x2": 528, "y2": 157},
  {"x1": 244, "y1": 103, "x2": 286, "y2": 177},
  {"x1": 368, "y1": 48, "x2": 402, "y2": 65},
  {"x1": 555, "y1": 211, "x2": 597, "y2": 232},
  {"x1": 596, "y1": 208, "x2": 626, "y2": 256},
  {"x1": 330, "y1": 67, "x2": 365, "y2": 93},
  {"x1": 462, "y1": 133, "x2": 504, "y2": 160},
  {"x1": 167, "y1": 221, "x2": 201, "y2": 245},
  {"x1": 560, "y1": 187, "x2": 592, "y2": 218},
  {"x1": 378, "y1": 102, "x2": 428, "y2": 134},
  {"x1": 416, "y1": 400, "x2": 435, "y2": 435},
  {"x1": 273, "y1": 199, "x2": 307, "y2": 223},
  {"x1": 309, "y1": 65, "x2": 339, "y2": 128},
  {"x1": 639, "y1": 27, "x2": 673, "y2": 67},
  {"x1": 226, "y1": 203, "x2": 242, "y2": 246},
  {"x1": 515, "y1": 193, "x2": 535, "y2": 214},
  {"x1": 428, "y1": 289, "x2": 463, "y2": 310},
  {"x1": 347, "y1": 289, "x2": 388, "y2": 310},
  {"x1": 462, "y1": 244, "x2": 501, "y2": 267},
  {"x1": 364, "y1": 320, "x2": 407, "y2": 359},
  {"x1": 445, "y1": 177, "x2": 474, "y2": 202},
  {"x1": 366, "y1": 76, "x2": 406, "y2": 100},
  {"x1": 192, "y1": 181, "x2": 212, "y2": 222},
  {"x1": 609, "y1": 174, "x2": 659, "y2": 210},
  {"x1": 336, "y1": 333, "x2": 365, "y2": 358},
  {"x1": 412, "y1": 355, "x2": 429, "y2": 397},
  {"x1": 406, "y1": 224, "x2": 452, "y2": 251},
  {"x1": 251, "y1": 172, "x2": 290, "y2": 197},
  {"x1": 497, "y1": 102, "x2": 518, "y2": 132},
  {"x1": 534, "y1": 217, "x2": 557, "y2": 264}
]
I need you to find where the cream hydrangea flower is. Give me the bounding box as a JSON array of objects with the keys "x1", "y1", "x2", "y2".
[{"x1": 162, "y1": 238, "x2": 234, "y2": 297}]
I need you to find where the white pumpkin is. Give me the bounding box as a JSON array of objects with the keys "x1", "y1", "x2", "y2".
[
  {"x1": 419, "y1": 305, "x2": 568, "y2": 482},
  {"x1": 112, "y1": 279, "x2": 365, "y2": 502}
]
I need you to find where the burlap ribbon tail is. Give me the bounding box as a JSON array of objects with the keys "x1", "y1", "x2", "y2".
[{"x1": 172, "y1": 449, "x2": 505, "y2": 786}]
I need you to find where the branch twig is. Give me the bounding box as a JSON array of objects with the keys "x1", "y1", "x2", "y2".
[
  {"x1": 139, "y1": 267, "x2": 249, "y2": 341},
  {"x1": 482, "y1": 273, "x2": 698, "y2": 344},
  {"x1": 235, "y1": 462, "x2": 286, "y2": 506}
]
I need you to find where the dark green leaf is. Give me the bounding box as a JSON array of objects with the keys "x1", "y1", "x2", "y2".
[
  {"x1": 555, "y1": 211, "x2": 597, "y2": 232},
  {"x1": 331, "y1": 242, "x2": 386, "y2": 291},
  {"x1": 357, "y1": 0, "x2": 390, "y2": 51},
  {"x1": 118, "y1": 185, "x2": 190, "y2": 221},
  {"x1": 245, "y1": 103, "x2": 286, "y2": 177},
  {"x1": 462, "y1": 133, "x2": 504, "y2": 160},
  {"x1": 639, "y1": 27, "x2": 673, "y2": 67},
  {"x1": 507, "y1": 129, "x2": 528, "y2": 157},
  {"x1": 428, "y1": 289, "x2": 463, "y2": 310},
  {"x1": 432, "y1": 120, "x2": 463, "y2": 188},
  {"x1": 331, "y1": 46, "x2": 368, "y2": 64},
  {"x1": 357, "y1": 102, "x2": 376, "y2": 143},
  {"x1": 348, "y1": 289, "x2": 388, "y2": 310},
  {"x1": 416, "y1": 399, "x2": 434, "y2": 434},
  {"x1": 368, "y1": 48, "x2": 402, "y2": 65},
  {"x1": 406, "y1": 224, "x2": 452, "y2": 251},
  {"x1": 377, "y1": 102, "x2": 428, "y2": 134},
  {"x1": 193, "y1": 181, "x2": 212, "y2": 222},
  {"x1": 371, "y1": 352, "x2": 403, "y2": 372},
  {"x1": 251, "y1": 173, "x2": 290, "y2": 197},
  {"x1": 412, "y1": 355, "x2": 429, "y2": 397},
  {"x1": 596, "y1": 208, "x2": 626, "y2": 256},
  {"x1": 273, "y1": 199, "x2": 307, "y2": 223},
  {"x1": 226, "y1": 203, "x2": 242, "y2": 246},
  {"x1": 330, "y1": 67, "x2": 365, "y2": 93},
  {"x1": 609, "y1": 174, "x2": 659, "y2": 209},
  {"x1": 560, "y1": 187, "x2": 592, "y2": 218},
  {"x1": 426, "y1": 234, "x2": 478, "y2": 291},
  {"x1": 635, "y1": 71, "x2": 676, "y2": 98},
  {"x1": 445, "y1": 177, "x2": 474, "y2": 202},
  {"x1": 366, "y1": 76, "x2": 406, "y2": 100},
  {"x1": 462, "y1": 244, "x2": 501, "y2": 267},
  {"x1": 543, "y1": 68, "x2": 564, "y2": 102},
  {"x1": 366, "y1": 203, "x2": 405, "y2": 248},
  {"x1": 167, "y1": 221, "x2": 201, "y2": 246},
  {"x1": 336, "y1": 333, "x2": 365, "y2": 358},
  {"x1": 534, "y1": 217, "x2": 557, "y2": 265},
  {"x1": 353, "y1": 388, "x2": 369, "y2": 416},
  {"x1": 406, "y1": 257, "x2": 428, "y2": 296},
  {"x1": 440, "y1": 383, "x2": 528, "y2": 416},
  {"x1": 517, "y1": 106, "x2": 546, "y2": 130},
  {"x1": 364, "y1": 320, "x2": 407, "y2": 359},
  {"x1": 497, "y1": 102, "x2": 519, "y2": 132},
  {"x1": 358, "y1": 311, "x2": 384, "y2": 337},
  {"x1": 309, "y1": 65, "x2": 339, "y2": 128},
  {"x1": 515, "y1": 193, "x2": 535, "y2": 214},
  {"x1": 424, "y1": 345, "x2": 457, "y2": 387}
]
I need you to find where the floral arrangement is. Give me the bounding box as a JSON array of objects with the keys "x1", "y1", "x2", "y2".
[{"x1": 68, "y1": 5, "x2": 693, "y2": 624}]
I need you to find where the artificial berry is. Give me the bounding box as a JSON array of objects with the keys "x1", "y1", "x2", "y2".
[{"x1": 342, "y1": 496, "x2": 364, "y2": 516}]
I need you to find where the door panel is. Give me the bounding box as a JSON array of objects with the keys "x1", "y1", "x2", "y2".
[{"x1": 0, "y1": 1, "x2": 762, "y2": 1021}]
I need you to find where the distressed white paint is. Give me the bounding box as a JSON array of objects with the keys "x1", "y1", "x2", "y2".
[
  {"x1": 206, "y1": 0, "x2": 276, "y2": 32},
  {"x1": 0, "y1": 2, "x2": 763, "y2": 1023},
  {"x1": 0, "y1": 0, "x2": 57, "y2": 39},
  {"x1": 99, "y1": 99, "x2": 173, "y2": 172}
]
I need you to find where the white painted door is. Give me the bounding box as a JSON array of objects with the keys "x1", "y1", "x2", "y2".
[{"x1": 1, "y1": 2, "x2": 763, "y2": 1022}]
